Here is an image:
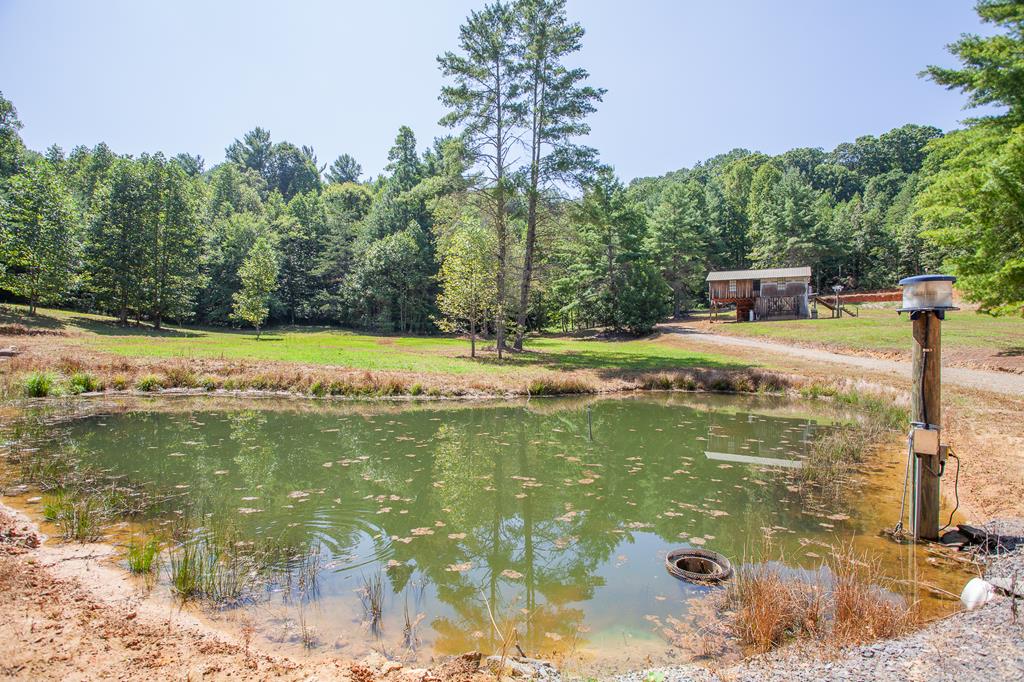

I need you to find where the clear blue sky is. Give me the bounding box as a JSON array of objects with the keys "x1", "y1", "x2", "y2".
[{"x1": 0, "y1": 0, "x2": 993, "y2": 182}]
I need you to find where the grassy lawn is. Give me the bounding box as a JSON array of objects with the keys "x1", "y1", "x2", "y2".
[
  {"x1": 704, "y1": 305, "x2": 1024, "y2": 355},
  {"x1": 2, "y1": 305, "x2": 746, "y2": 375}
]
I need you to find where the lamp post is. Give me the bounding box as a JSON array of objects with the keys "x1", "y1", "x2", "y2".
[{"x1": 897, "y1": 274, "x2": 957, "y2": 541}]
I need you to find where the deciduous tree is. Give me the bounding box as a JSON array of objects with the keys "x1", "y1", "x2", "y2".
[
  {"x1": 232, "y1": 235, "x2": 279, "y2": 338},
  {"x1": 2, "y1": 160, "x2": 78, "y2": 313}
]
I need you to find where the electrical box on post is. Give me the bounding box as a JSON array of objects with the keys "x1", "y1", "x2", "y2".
[{"x1": 912, "y1": 427, "x2": 940, "y2": 457}]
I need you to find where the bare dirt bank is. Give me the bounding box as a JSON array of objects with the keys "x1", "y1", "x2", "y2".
[{"x1": 0, "y1": 504, "x2": 492, "y2": 682}]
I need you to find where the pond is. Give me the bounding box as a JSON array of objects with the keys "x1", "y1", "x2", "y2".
[{"x1": 0, "y1": 394, "x2": 965, "y2": 674}]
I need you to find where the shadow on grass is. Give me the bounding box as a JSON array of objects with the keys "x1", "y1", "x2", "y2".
[
  {"x1": 0, "y1": 306, "x2": 67, "y2": 330},
  {"x1": 467, "y1": 345, "x2": 750, "y2": 374},
  {"x1": 65, "y1": 316, "x2": 205, "y2": 338}
]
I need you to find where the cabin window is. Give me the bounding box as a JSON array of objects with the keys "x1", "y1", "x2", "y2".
[{"x1": 728, "y1": 280, "x2": 737, "y2": 295}]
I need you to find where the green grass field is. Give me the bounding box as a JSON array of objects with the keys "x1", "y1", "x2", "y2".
[
  {"x1": 705, "y1": 305, "x2": 1024, "y2": 355},
  {"x1": 1, "y1": 306, "x2": 746, "y2": 375}
]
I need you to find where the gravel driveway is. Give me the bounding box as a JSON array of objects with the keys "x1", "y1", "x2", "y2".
[{"x1": 661, "y1": 327, "x2": 1024, "y2": 397}]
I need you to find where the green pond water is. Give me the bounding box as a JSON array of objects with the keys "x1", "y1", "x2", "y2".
[{"x1": 2, "y1": 394, "x2": 961, "y2": 673}]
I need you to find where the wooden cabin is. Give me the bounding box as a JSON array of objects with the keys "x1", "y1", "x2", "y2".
[{"x1": 706, "y1": 266, "x2": 813, "y2": 321}]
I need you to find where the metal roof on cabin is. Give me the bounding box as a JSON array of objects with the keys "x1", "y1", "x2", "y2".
[{"x1": 705, "y1": 266, "x2": 812, "y2": 282}]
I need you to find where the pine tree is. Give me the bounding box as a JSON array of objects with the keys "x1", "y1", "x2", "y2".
[
  {"x1": 325, "y1": 153, "x2": 362, "y2": 184},
  {"x1": 438, "y1": 0, "x2": 524, "y2": 358},
  {"x1": 645, "y1": 181, "x2": 707, "y2": 317},
  {"x1": 87, "y1": 158, "x2": 149, "y2": 323},
  {"x1": 512, "y1": 0, "x2": 603, "y2": 349}
]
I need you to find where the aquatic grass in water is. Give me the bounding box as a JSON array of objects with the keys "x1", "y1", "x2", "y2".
[
  {"x1": 52, "y1": 495, "x2": 107, "y2": 541},
  {"x1": 125, "y1": 536, "x2": 161, "y2": 574},
  {"x1": 166, "y1": 523, "x2": 324, "y2": 606},
  {"x1": 359, "y1": 572, "x2": 385, "y2": 633},
  {"x1": 799, "y1": 387, "x2": 908, "y2": 494}
]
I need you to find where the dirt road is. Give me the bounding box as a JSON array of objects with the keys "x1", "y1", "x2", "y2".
[{"x1": 660, "y1": 325, "x2": 1024, "y2": 397}]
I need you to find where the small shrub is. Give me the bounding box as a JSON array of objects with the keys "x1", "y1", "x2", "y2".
[
  {"x1": 427, "y1": 386, "x2": 442, "y2": 397},
  {"x1": 111, "y1": 374, "x2": 130, "y2": 391},
  {"x1": 68, "y1": 372, "x2": 102, "y2": 394},
  {"x1": 136, "y1": 374, "x2": 163, "y2": 392},
  {"x1": 409, "y1": 382, "x2": 424, "y2": 396},
  {"x1": 199, "y1": 376, "x2": 219, "y2": 391},
  {"x1": 22, "y1": 371, "x2": 57, "y2": 398},
  {"x1": 309, "y1": 380, "x2": 328, "y2": 397},
  {"x1": 125, "y1": 536, "x2": 161, "y2": 574}
]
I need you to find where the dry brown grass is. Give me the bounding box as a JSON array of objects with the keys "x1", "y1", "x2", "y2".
[
  {"x1": 633, "y1": 368, "x2": 796, "y2": 394},
  {"x1": 828, "y1": 543, "x2": 918, "y2": 643},
  {"x1": 713, "y1": 541, "x2": 917, "y2": 655},
  {"x1": 526, "y1": 374, "x2": 597, "y2": 395},
  {"x1": 720, "y1": 560, "x2": 824, "y2": 653}
]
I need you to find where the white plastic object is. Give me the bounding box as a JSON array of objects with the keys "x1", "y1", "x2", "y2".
[{"x1": 960, "y1": 577, "x2": 996, "y2": 610}]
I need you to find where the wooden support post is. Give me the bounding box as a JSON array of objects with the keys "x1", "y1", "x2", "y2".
[{"x1": 911, "y1": 311, "x2": 941, "y2": 542}]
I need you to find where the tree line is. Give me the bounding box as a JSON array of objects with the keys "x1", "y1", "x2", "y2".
[{"x1": 1, "y1": 0, "x2": 1021, "y2": 348}]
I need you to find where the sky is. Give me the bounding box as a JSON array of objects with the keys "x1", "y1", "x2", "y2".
[{"x1": 0, "y1": 0, "x2": 996, "y2": 182}]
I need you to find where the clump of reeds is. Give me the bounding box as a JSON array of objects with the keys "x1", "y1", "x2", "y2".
[
  {"x1": 161, "y1": 365, "x2": 198, "y2": 388},
  {"x1": 22, "y1": 371, "x2": 58, "y2": 397},
  {"x1": 526, "y1": 375, "x2": 596, "y2": 396},
  {"x1": 135, "y1": 374, "x2": 163, "y2": 392},
  {"x1": 45, "y1": 494, "x2": 106, "y2": 541},
  {"x1": 358, "y1": 572, "x2": 385, "y2": 633},
  {"x1": 799, "y1": 387, "x2": 908, "y2": 494},
  {"x1": 67, "y1": 372, "x2": 103, "y2": 394},
  {"x1": 167, "y1": 523, "x2": 323, "y2": 607},
  {"x1": 125, "y1": 535, "x2": 161, "y2": 574}
]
